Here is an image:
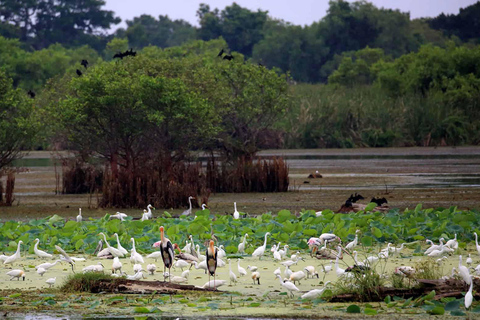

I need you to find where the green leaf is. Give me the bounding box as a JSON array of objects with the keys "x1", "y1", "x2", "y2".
[
  {"x1": 346, "y1": 304, "x2": 361, "y2": 313},
  {"x1": 445, "y1": 300, "x2": 460, "y2": 311},
  {"x1": 9, "y1": 293, "x2": 21, "y2": 298},
  {"x1": 372, "y1": 227, "x2": 382, "y2": 238},
  {"x1": 134, "y1": 307, "x2": 150, "y2": 313},
  {"x1": 384, "y1": 295, "x2": 391, "y2": 304},
  {"x1": 424, "y1": 290, "x2": 435, "y2": 301},
  {"x1": 75, "y1": 238, "x2": 84, "y2": 251},
  {"x1": 450, "y1": 310, "x2": 466, "y2": 316},
  {"x1": 364, "y1": 308, "x2": 377, "y2": 315},
  {"x1": 427, "y1": 306, "x2": 445, "y2": 315},
  {"x1": 365, "y1": 202, "x2": 377, "y2": 212},
  {"x1": 248, "y1": 302, "x2": 261, "y2": 307},
  {"x1": 361, "y1": 236, "x2": 373, "y2": 247},
  {"x1": 414, "y1": 203, "x2": 422, "y2": 213}
]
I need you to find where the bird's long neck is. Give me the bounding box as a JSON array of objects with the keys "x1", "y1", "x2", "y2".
[
  {"x1": 147, "y1": 206, "x2": 152, "y2": 215},
  {"x1": 16, "y1": 242, "x2": 22, "y2": 254},
  {"x1": 234, "y1": 202, "x2": 237, "y2": 211},
  {"x1": 476, "y1": 233, "x2": 479, "y2": 246},
  {"x1": 101, "y1": 233, "x2": 109, "y2": 247},
  {"x1": 262, "y1": 234, "x2": 268, "y2": 248},
  {"x1": 34, "y1": 241, "x2": 39, "y2": 250},
  {"x1": 188, "y1": 197, "x2": 192, "y2": 210}
]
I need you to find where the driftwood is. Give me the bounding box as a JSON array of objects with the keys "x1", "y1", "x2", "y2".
[
  {"x1": 330, "y1": 278, "x2": 480, "y2": 302},
  {"x1": 89, "y1": 279, "x2": 216, "y2": 294}
]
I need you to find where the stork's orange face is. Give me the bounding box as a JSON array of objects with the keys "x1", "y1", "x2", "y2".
[
  {"x1": 209, "y1": 240, "x2": 215, "y2": 249},
  {"x1": 160, "y1": 226, "x2": 164, "y2": 233}
]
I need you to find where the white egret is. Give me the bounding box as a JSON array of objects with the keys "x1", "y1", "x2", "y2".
[
  {"x1": 130, "y1": 238, "x2": 145, "y2": 264},
  {"x1": 7, "y1": 269, "x2": 25, "y2": 281},
  {"x1": 247, "y1": 265, "x2": 258, "y2": 272},
  {"x1": 425, "y1": 238, "x2": 444, "y2": 255},
  {"x1": 345, "y1": 230, "x2": 360, "y2": 251},
  {"x1": 228, "y1": 259, "x2": 237, "y2": 285},
  {"x1": 195, "y1": 244, "x2": 206, "y2": 261},
  {"x1": 217, "y1": 245, "x2": 226, "y2": 259},
  {"x1": 276, "y1": 275, "x2": 299, "y2": 297},
  {"x1": 146, "y1": 204, "x2": 155, "y2": 219},
  {"x1": 193, "y1": 260, "x2": 208, "y2": 273},
  {"x1": 475, "y1": 232, "x2": 480, "y2": 256},
  {"x1": 110, "y1": 212, "x2": 127, "y2": 221},
  {"x1": 199, "y1": 279, "x2": 227, "y2": 289},
  {"x1": 390, "y1": 243, "x2": 406, "y2": 254},
  {"x1": 98, "y1": 233, "x2": 124, "y2": 258},
  {"x1": 335, "y1": 256, "x2": 345, "y2": 277},
  {"x1": 467, "y1": 254, "x2": 473, "y2": 266},
  {"x1": 34, "y1": 238, "x2": 52, "y2": 259},
  {"x1": 114, "y1": 233, "x2": 128, "y2": 256},
  {"x1": 83, "y1": 262, "x2": 104, "y2": 273},
  {"x1": 278, "y1": 245, "x2": 289, "y2": 259},
  {"x1": 301, "y1": 281, "x2": 332, "y2": 300},
  {"x1": 37, "y1": 267, "x2": 47, "y2": 276},
  {"x1": 146, "y1": 251, "x2": 162, "y2": 262},
  {"x1": 76, "y1": 208, "x2": 82, "y2": 222},
  {"x1": 133, "y1": 263, "x2": 142, "y2": 273},
  {"x1": 141, "y1": 210, "x2": 149, "y2": 221},
  {"x1": 252, "y1": 232, "x2": 270, "y2": 259},
  {"x1": 238, "y1": 233, "x2": 248, "y2": 254},
  {"x1": 173, "y1": 259, "x2": 190, "y2": 271},
  {"x1": 273, "y1": 267, "x2": 281, "y2": 278},
  {"x1": 127, "y1": 270, "x2": 145, "y2": 280},
  {"x1": 147, "y1": 263, "x2": 157, "y2": 275},
  {"x1": 217, "y1": 257, "x2": 226, "y2": 267},
  {"x1": 321, "y1": 261, "x2": 333, "y2": 275},
  {"x1": 4, "y1": 240, "x2": 23, "y2": 265},
  {"x1": 284, "y1": 265, "x2": 292, "y2": 278},
  {"x1": 445, "y1": 234, "x2": 458, "y2": 250},
  {"x1": 171, "y1": 276, "x2": 188, "y2": 284},
  {"x1": 181, "y1": 196, "x2": 194, "y2": 216},
  {"x1": 233, "y1": 202, "x2": 240, "y2": 220},
  {"x1": 36, "y1": 260, "x2": 62, "y2": 270},
  {"x1": 237, "y1": 259, "x2": 247, "y2": 276},
  {"x1": 458, "y1": 255, "x2": 472, "y2": 285},
  {"x1": 273, "y1": 246, "x2": 282, "y2": 261},
  {"x1": 465, "y1": 275, "x2": 474, "y2": 309},
  {"x1": 112, "y1": 257, "x2": 122, "y2": 274},
  {"x1": 46, "y1": 277, "x2": 56, "y2": 287}
]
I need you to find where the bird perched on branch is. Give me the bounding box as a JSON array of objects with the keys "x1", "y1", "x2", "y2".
[
  {"x1": 27, "y1": 90, "x2": 35, "y2": 98},
  {"x1": 76, "y1": 69, "x2": 82, "y2": 76},
  {"x1": 81, "y1": 59, "x2": 88, "y2": 69},
  {"x1": 113, "y1": 48, "x2": 137, "y2": 59}
]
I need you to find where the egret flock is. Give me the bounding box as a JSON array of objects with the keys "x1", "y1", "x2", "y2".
[{"x1": 1, "y1": 204, "x2": 479, "y2": 310}]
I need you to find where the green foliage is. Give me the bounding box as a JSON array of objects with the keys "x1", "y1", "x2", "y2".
[{"x1": 0, "y1": 70, "x2": 38, "y2": 170}]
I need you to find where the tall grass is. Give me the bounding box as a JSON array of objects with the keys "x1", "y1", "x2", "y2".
[{"x1": 281, "y1": 84, "x2": 478, "y2": 148}]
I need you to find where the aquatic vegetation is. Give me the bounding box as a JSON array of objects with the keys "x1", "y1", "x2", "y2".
[{"x1": 0, "y1": 205, "x2": 479, "y2": 255}]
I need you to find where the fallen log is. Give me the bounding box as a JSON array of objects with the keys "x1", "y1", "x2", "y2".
[
  {"x1": 330, "y1": 278, "x2": 479, "y2": 302},
  {"x1": 89, "y1": 279, "x2": 216, "y2": 294}
]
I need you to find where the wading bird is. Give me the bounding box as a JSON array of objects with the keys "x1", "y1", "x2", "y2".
[
  {"x1": 36, "y1": 260, "x2": 62, "y2": 271},
  {"x1": 237, "y1": 259, "x2": 247, "y2": 276},
  {"x1": 159, "y1": 226, "x2": 174, "y2": 281},
  {"x1": 147, "y1": 263, "x2": 156, "y2": 275},
  {"x1": 474, "y1": 232, "x2": 480, "y2": 256},
  {"x1": 465, "y1": 274, "x2": 474, "y2": 309},
  {"x1": 238, "y1": 233, "x2": 248, "y2": 254},
  {"x1": 145, "y1": 204, "x2": 155, "y2": 219},
  {"x1": 458, "y1": 255, "x2": 472, "y2": 285},
  {"x1": 7, "y1": 269, "x2": 25, "y2": 281},
  {"x1": 252, "y1": 271, "x2": 260, "y2": 284},
  {"x1": 252, "y1": 232, "x2": 270, "y2": 259},
  {"x1": 345, "y1": 230, "x2": 360, "y2": 251},
  {"x1": 46, "y1": 277, "x2": 56, "y2": 287},
  {"x1": 98, "y1": 233, "x2": 124, "y2": 258},
  {"x1": 114, "y1": 233, "x2": 128, "y2": 256},
  {"x1": 276, "y1": 275, "x2": 299, "y2": 297},
  {"x1": 228, "y1": 259, "x2": 237, "y2": 285},
  {"x1": 182, "y1": 196, "x2": 194, "y2": 216},
  {"x1": 206, "y1": 240, "x2": 218, "y2": 289},
  {"x1": 76, "y1": 208, "x2": 82, "y2": 222},
  {"x1": 301, "y1": 281, "x2": 332, "y2": 300},
  {"x1": 4, "y1": 240, "x2": 23, "y2": 265},
  {"x1": 34, "y1": 239, "x2": 52, "y2": 259},
  {"x1": 130, "y1": 238, "x2": 145, "y2": 264},
  {"x1": 445, "y1": 234, "x2": 458, "y2": 250},
  {"x1": 233, "y1": 202, "x2": 240, "y2": 220}
]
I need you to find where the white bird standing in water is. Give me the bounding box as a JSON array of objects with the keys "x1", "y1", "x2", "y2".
[
  {"x1": 181, "y1": 196, "x2": 194, "y2": 216},
  {"x1": 465, "y1": 274, "x2": 474, "y2": 309},
  {"x1": 114, "y1": 233, "x2": 128, "y2": 256},
  {"x1": 4, "y1": 240, "x2": 23, "y2": 265},
  {"x1": 345, "y1": 230, "x2": 360, "y2": 251},
  {"x1": 474, "y1": 232, "x2": 480, "y2": 256},
  {"x1": 228, "y1": 259, "x2": 237, "y2": 285},
  {"x1": 276, "y1": 275, "x2": 299, "y2": 297},
  {"x1": 34, "y1": 238, "x2": 52, "y2": 259},
  {"x1": 466, "y1": 254, "x2": 473, "y2": 266},
  {"x1": 252, "y1": 232, "x2": 270, "y2": 259},
  {"x1": 233, "y1": 202, "x2": 240, "y2": 220},
  {"x1": 46, "y1": 277, "x2": 56, "y2": 287},
  {"x1": 130, "y1": 238, "x2": 145, "y2": 264},
  {"x1": 76, "y1": 208, "x2": 82, "y2": 222},
  {"x1": 147, "y1": 264, "x2": 157, "y2": 275},
  {"x1": 112, "y1": 257, "x2": 122, "y2": 274},
  {"x1": 301, "y1": 281, "x2": 332, "y2": 299},
  {"x1": 238, "y1": 233, "x2": 248, "y2": 254},
  {"x1": 145, "y1": 204, "x2": 155, "y2": 219},
  {"x1": 98, "y1": 233, "x2": 124, "y2": 258},
  {"x1": 458, "y1": 255, "x2": 472, "y2": 285},
  {"x1": 237, "y1": 259, "x2": 247, "y2": 277}
]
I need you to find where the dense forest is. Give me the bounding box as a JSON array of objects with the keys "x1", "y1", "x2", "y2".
[{"x1": 1, "y1": 0, "x2": 480, "y2": 161}]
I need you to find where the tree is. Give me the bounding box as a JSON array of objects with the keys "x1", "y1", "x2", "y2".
[
  {"x1": 197, "y1": 3, "x2": 268, "y2": 57},
  {"x1": 122, "y1": 14, "x2": 196, "y2": 49},
  {"x1": 45, "y1": 54, "x2": 219, "y2": 171},
  {"x1": 0, "y1": 0, "x2": 120, "y2": 49},
  {"x1": 0, "y1": 70, "x2": 37, "y2": 170}
]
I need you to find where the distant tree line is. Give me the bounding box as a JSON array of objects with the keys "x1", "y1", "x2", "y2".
[{"x1": 1, "y1": 0, "x2": 479, "y2": 84}]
